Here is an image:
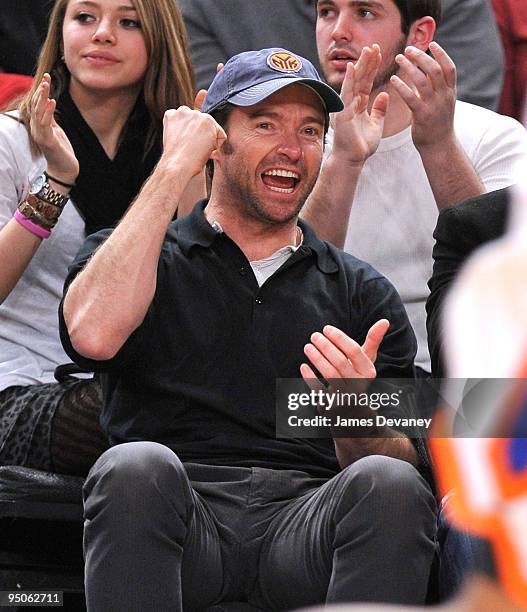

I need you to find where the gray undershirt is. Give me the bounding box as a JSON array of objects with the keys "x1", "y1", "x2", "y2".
[{"x1": 210, "y1": 220, "x2": 303, "y2": 287}]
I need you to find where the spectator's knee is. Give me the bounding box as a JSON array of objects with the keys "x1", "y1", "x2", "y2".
[
  {"x1": 336, "y1": 455, "x2": 436, "y2": 523},
  {"x1": 83, "y1": 442, "x2": 191, "y2": 515}
]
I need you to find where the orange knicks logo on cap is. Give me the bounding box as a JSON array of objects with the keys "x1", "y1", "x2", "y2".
[{"x1": 267, "y1": 52, "x2": 303, "y2": 73}]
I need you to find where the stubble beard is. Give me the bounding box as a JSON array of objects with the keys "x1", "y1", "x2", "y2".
[{"x1": 372, "y1": 36, "x2": 407, "y2": 93}]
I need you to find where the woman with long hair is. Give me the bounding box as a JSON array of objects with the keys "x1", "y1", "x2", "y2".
[{"x1": 0, "y1": 0, "x2": 201, "y2": 475}]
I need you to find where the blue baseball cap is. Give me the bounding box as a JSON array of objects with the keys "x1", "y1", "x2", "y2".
[{"x1": 202, "y1": 48, "x2": 343, "y2": 115}]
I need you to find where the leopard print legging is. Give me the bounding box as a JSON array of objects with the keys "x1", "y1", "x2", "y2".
[{"x1": 0, "y1": 378, "x2": 109, "y2": 476}]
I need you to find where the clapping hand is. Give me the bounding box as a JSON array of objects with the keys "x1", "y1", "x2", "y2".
[
  {"x1": 331, "y1": 45, "x2": 390, "y2": 166},
  {"x1": 301, "y1": 319, "x2": 390, "y2": 384},
  {"x1": 390, "y1": 42, "x2": 457, "y2": 150},
  {"x1": 29, "y1": 73, "x2": 79, "y2": 185},
  {"x1": 300, "y1": 320, "x2": 390, "y2": 444}
]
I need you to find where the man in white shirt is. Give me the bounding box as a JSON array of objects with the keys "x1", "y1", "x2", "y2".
[{"x1": 303, "y1": 0, "x2": 527, "y2": 373}]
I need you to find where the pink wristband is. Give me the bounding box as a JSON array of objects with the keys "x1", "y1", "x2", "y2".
[{"x1": 14, "y1": 209, "x2": 52, "y2": 239}]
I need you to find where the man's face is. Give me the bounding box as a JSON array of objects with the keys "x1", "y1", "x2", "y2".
[
  {"x1": 316, "y1": 0, "x2": 407, "y2": 93},
  {"x1": 215, "y1": 84, "x2": 325, "y2": 226}
]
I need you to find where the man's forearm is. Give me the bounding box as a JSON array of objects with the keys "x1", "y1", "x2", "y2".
[
  {"x1": 63, "y1": 161, "x2": 194, "y2": 361},
  {"x1": 419, "y1": 137, "x2": 485, "y2": 210},
  {"x1": 302, "y1": 155, "x2": 364, "y2": 249}
]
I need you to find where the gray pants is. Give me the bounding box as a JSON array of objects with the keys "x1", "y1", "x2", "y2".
[{"x1": 83, "y1": 442, "x2": 437, "y2": 611}]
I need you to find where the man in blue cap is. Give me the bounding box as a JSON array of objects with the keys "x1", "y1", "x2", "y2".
[{"x1": 59, "y1": 48, "x2": 436, "y2": 611}]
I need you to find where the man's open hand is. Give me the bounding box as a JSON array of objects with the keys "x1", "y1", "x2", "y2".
[
  {"x1": 30, "y1": 73, "x2": 79, "y2": 184},
  {"x1": 300, "y1": 319, "x2": 390, "y2": 383},
  {"x1": 390, "y1": 42, "x2": 457, "y2": 150},
  {"x1": 331, "y1": 45, "x2": 389, "y2": 166}
]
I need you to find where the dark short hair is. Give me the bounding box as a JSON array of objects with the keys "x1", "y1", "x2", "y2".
[
  {"x1": 391, "y1": 0, "x2": 442, "y2": 34},
  {"x1": 314, "y1": 0, "x2": 442, "y2": 35}
]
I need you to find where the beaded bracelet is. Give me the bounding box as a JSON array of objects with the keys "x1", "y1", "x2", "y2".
[{"x1": 14, "y1": 209, "x2": 52, "y2": 239}]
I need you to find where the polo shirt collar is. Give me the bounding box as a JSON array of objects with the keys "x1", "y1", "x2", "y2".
[
  {"x1": 297, "y1": 219, "x2": 339, "y2": 274},
  {"x1": 173, "y1": 199, "x2": 219, "y2": 255},
  {"x1": 174, "y1": 200, "x2": 339, "y2": 274}
]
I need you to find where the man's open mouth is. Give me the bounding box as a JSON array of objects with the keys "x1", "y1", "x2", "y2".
[
  {"x1": 328, "y1": 49, "x2": 358, "y2": 67},
  {"x1": 261, "y1": 169, "x2": 300, "y2": 194}
]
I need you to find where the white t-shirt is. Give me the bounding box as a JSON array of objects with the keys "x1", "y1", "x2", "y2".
[
  {"x1": 325, "y1": 100, "x2": 527, "y2": 371},
  {"x1": 0, "y1": 113, "x2": 85, "y2": 390}
]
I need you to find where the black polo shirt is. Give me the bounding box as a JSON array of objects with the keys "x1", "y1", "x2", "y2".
[{"x1": 59, "y1": 201, "x2": 417, "y2": 479}]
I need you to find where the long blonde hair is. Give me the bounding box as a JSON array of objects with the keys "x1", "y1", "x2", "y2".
[{"x1": 16, "y1": 0, "x2": 196, "y2": 154}]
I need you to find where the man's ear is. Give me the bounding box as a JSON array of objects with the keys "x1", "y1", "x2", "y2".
[
  {"x1": 210, "y1": 137, "x2": 231, "y2": 164},
  {"x1": 407, "y1": 16, "x2": 436, "y2": 51}
]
